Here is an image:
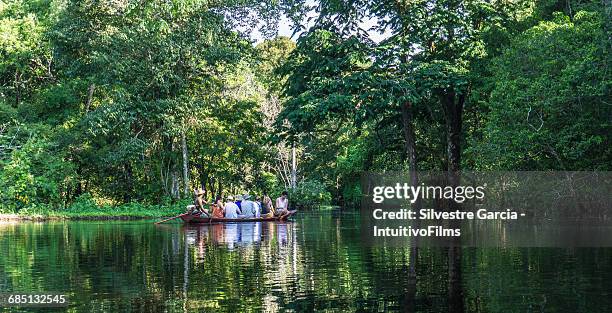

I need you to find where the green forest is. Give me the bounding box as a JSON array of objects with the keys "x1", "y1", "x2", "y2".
[{"x1": 0, "y1": 0, "x2": 609, "y2": 216}]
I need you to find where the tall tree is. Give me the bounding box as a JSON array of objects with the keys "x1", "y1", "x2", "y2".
[{"x1": 473, "y1": 10, "x2": 610, "y2": 170}]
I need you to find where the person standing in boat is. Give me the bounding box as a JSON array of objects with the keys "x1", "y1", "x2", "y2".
[
  {"x1": 275, "y1": 191, "x2": 289, "y2": 216},
  {"x1": 223, "y1": 196, "x2": 241, "y2": 219},
  {"x1": 240, "y1": 194, "x2": 256, "y2": 218}
]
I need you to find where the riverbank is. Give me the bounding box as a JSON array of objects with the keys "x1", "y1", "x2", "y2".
[
  {"x1": 0, "y1": 203, "x2": 185, "y2": 221},
  {"x1": 0, "y1": 202, "x2": 337, "y2": 221}
]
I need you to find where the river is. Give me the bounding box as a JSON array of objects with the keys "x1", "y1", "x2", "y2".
[{"x1": 1, "y1": 212, "x2": 611, "y2": 312}]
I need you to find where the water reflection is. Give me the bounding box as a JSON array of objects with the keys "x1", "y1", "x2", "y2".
[
  {"x1": 184, "y1": 222, "x2": 292, "y2": 250},
  {"x1": 179, "y1": 221, "x2": 305, "y2": 312},
  {"x1": 0, "y1": 215, "x2": 611, "y2": 312}
]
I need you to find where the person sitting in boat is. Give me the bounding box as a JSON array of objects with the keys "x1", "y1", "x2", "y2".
[
  {"x1": 240, "y1": 194, "x2": 256, "y2": 218},
  {"x1": 275, "y1": 191, "x2": 289, "y2": 217},
  {"x1": 262, "y1": 193, "x2": 274, "y2": 217},
  {"x1": 254, "y1": 196, "x2": 262, "y2": 218},
  {"x1": 192, "y1": 188, "x2": 209, "y2": 216},
  {"x1": 223, "y1": 196, "x2": 241, "y2": 219},
  {"x1": 211, "y1": 195, "x2": 224, "y2": 218},
  {"x1": 235, "y1": 195, "x2": 243, "y2": 210},
  {"x1": 257, "y1": 195, "x2": 266, "y2": 215}
]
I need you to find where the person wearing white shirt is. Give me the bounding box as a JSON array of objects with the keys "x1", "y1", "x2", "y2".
[
  {"x1": 223, "y1": 196, "x2": 241, "y2": 218},
  {"x1": 241, "y1": 195, "x2": 256, "y2": 218},
  {"x1": 254, "y1": 199, "x2": 261, "y2": 218},
  {"x1": 275, "y1": 191, "x2": 289, "y2": 216}
]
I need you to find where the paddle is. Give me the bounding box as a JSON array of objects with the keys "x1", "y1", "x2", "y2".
[{"x1": 155, "y1": 213, "x2": 189, "y2": 224}]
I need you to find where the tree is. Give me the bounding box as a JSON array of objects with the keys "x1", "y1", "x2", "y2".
[
  {"x1": 255, "y1": 37, "x2": 298, "y2": 191},
  {"x1": 473, "y1": 10, "x2": 611, "y2": 170},
  {"x1": 0, "y1": 0, "x2": 299, "y2": 210}
]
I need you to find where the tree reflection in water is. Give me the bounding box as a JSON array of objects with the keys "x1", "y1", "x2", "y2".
[{"x1": 1, "y1": 217, "x2": 612, "y2": 312}]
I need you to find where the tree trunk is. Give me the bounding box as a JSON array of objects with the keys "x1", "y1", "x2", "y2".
[
  {"x1": 448, "y1": 243, "x2": 464, "y2": 313},
  {"x1": 440, "y1": 89, "x2": 465, "y2": 313},
  {"x1": 210, "y1": 177, "x2": 216, "y2": 199},
  {"x1": 75, "y1": 181, "x2": 82, "y2": 199},
  {"x1": 400, "y1": 101, "x2": 421, "y2": 310},
  {"x1": 171, "y1": 169, "x2": 179, "y2": 200},
  {"x1": 201, "y1": 170, "x2": 208, "y2": 195},
  {"x1": 291, "y1": 143, "x2": 297, "y2": 189},
  {"x1": 441, "y1": 90, "x2": 464, "y2": 173},
  {"x1": 181, "y1": 132, "x2": 189, "y2": 197},
  {"x1": 124, "y1": 163, "x2": 133, "y2": 203},
  {"x1": 400, "y1": 103, "x2": 421, "y2": 221},
  {"x1": 85, "y1": 83, "x2": 95, "y2": 113},
  {"x1": 198, "y1": 155, "x2": 205, "y2": 189},
  {"x1": 14, "y1": 71, "x2": 21, "y2": 106}
]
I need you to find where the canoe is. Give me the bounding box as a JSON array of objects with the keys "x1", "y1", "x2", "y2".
[{"x1": 180, "y1": 210, "x2": 297, "y2": 224}]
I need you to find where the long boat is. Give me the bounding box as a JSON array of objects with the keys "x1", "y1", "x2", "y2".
[{"x1": 180, "y1": 210, "x2": 297, "y2": 224}]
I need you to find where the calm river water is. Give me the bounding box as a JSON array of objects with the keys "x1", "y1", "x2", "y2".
[{"x1": 1, "y1": 212, "x2": 611, "y2": 312}]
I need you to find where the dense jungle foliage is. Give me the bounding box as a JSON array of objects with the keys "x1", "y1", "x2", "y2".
[{"x1": 0, "y1": 0, "x2": 609, "y2": 213}]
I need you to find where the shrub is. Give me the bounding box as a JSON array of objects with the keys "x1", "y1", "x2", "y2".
[
  {"x1": 68, "y1": 193, "x2": 99, "y2": 211},
  {"x1": 0, "y1": 135, "x2": 75, "y2": 212},
  {"x1": 342, "y1": 182, "x2": 362, "y2": 207},
  {"x1": 288, "y1": 179, "x2": 332, "y2": 210}
]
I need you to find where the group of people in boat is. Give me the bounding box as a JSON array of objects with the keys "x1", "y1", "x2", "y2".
[{"x1": 189, "y1": 189, "x2": 291, "y2": 219}]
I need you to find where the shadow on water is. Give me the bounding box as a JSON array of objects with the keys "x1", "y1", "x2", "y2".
[{"x1": 0, "y1": 214, "x2": 611, "y2": 312}]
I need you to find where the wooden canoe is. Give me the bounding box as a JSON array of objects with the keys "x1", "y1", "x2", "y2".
[{"x1": 180, "y1": 210, "x2": 297, "y2": 224}]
